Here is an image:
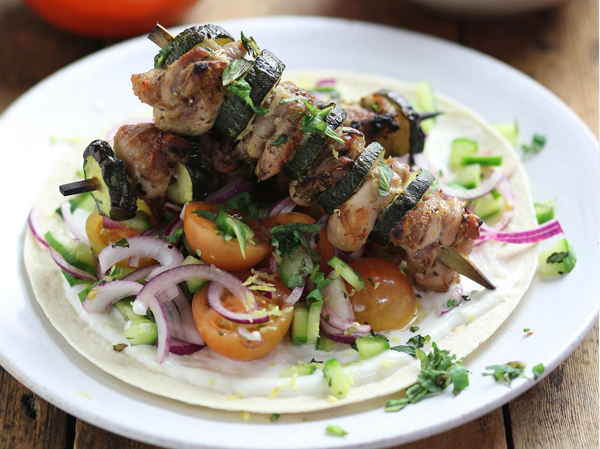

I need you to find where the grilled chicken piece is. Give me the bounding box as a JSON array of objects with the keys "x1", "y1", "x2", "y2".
[
  {"x1": 196, "y1": 131, "x2": 242, "y2": 173},
  {"x1": 342, "y1": 94, "x2": 400, "y2": 145},
  {"x1": 390, "y1": 193, "x2": 481, "y2": 292},
  {"x1": 289, "y1": 127, "x2": 366, "y2": 206},
  {"x1": 114, "y1": 123, "x2": 195, "y2": 216},
  {"x1": 234, "y1": 81, "x2": 316, "y2": 180},
  {"x1": 327, "y1": 159, "x2": 410, "y2": 252},
  {"x1": 131, "y1": 41, "x2": 246, "y2": 136}
]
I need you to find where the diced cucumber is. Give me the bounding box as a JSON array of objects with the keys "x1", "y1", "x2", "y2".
[
  {"x1": 492, "y1": 120, "x2": 519, "y2": 146},
  {"x1": 463, "y1": 155, "x2": 503, "y2": 166},
  {"x1": 280, "y1": 248, "x2": 314, "y2": 289},
  {"x1": 125, "y1": 321, "x2": 158, "y2": 345},
  {"x1": 61, "y1": 270, "x2": 89, "y2": 287},
  {"x1": 44, "y1": 231, "x2": 97, "y2": 275},
  {"x1": 538, "y1": 239, "x2": 577, "y2": 276},
  {"x1": 474, "y1": 190, "x2": 505, "y2": 220},
  {"x1": 306, "y1": 300, "x2": 323, "y2": 345},
  {"x1": 416, "y1": 81, "x2": 437, "y2": 133},
  {"x1": 316, "y1": 334, "x2": 336, "y2": 352},
  {"x1": 280, "y1": 363, "x2": 317, "y2": 378},
  {"x1": 109, "y1": 265, "x2": 137, "y2": 279},
  {"x1": 534, "y1": 200, "x2": 555, "y2": 225},
  {"x1": 114, "y1": 298, "x2": 145, "y2": 322},
  {"x1": 453, "y1": 164, "x2": 481, "y2": 189},
  {"x1": 182, "y1": 256, "x2": 207, "y2": 293},
  {"x1": 327, "y1": 256, "x2": 365, "y2": 291},
  {"x1": 323, "y1": 358, "x2": 351, "y2": 398},
  {"x1": 450, "y1": 138, "x2": 478, "y2": 168},
  {"x1": 118, "y1": 211, "x2": 151, "y2": 232},
  {"x1": 355, "y1": 335, "x2": 390, "y2": 360},
  {"x1": 446, "y1": 182, "x2": 468, "y2": 190},
  {"x1": 291, "y1": 303, "x2": 309, "y2": 345}
]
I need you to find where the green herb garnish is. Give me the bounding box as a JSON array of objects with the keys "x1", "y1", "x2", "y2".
[
  {"x1": 532, "y1": 363, "x2": 545, "y2": 380},
  {"x1": 410, "y1": 326, "x2": 419, "y2": 333},
  {"x1": 164, "y1": 228, "x2": 184, "y2": 244},
  {"x1": 378, "y1": 158, "x2": 393, "y2": 196},
  {"x1": 447, "y1": 299, "x2": 459, "y2": 308},
  {"x1": 390, "y1": 334, "x2": 431, "y2": 357},
  {"x1": 193, "y1": 209, "x2": 255, "y2": 259},
  {"x1": 300, "y1": 101, "x2": 344, "y2": 144},
  {"x1": 270, "y1": 134, "x2": 288, "y2": 146},
  {"x1": 222, "y1": 58, "x2": 253, "y2": 87},
  {"x1": 269, "y1": 413, "x2": 280, "y2": 422},
  {"x1": 483, "y1": 361, "x2": 526, "y2": 385},
  {"x1": 522, "y1": 134, "x2": 546, "y2": 154},
  {"x1": 313, "y1": 86, "x2": 341, "y2": 99},
  {"x1": 270, "y1": 222, "x2": 321, "y2": 259},
  {"x1": 325, "y1": 424, "x2": 348, "y2": 437},
  {"x1": 240, "y1": 31, "x2": 261, "y2": 58},
  {"x1": 155, "y1": 44, "x2": 173, "y2": 68},
  {"x1": 111, "y1": 238, "x2": 129, "y2": 248}
]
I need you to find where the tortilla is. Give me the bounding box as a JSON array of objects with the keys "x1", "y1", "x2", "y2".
[{"x1": 24, "y1": 71, "x2": 538, "y2": 414}]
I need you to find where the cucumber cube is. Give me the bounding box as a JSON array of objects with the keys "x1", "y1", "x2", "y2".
[
  {"x1": 538, "y1": 239, "x2": 577, "y2": 276},
  {"x1": 450, "y1": 138, "x2": 478, "y2": 168},
  {"x1": 453, "y1": 164, "x2": 482, "y2": 189},
  {"x1": 323, "y1": 358, "x2": 351, "y2": 398},
  {"x1": 292, "y1": 303, "x2": 309, "y2": 345}
]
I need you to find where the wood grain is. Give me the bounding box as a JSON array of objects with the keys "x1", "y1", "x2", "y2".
[{"x1": 74, "y1": 420, "x2": 157, "y2": 449}]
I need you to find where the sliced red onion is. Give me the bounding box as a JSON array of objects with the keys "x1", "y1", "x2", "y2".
[
  {"x1": 61, "y1": 202, "x2": 90, "y2": 247},
  {"x1": 157, "y1": 285, "x2": 180, "y2": 303},
  {"x1": 83, "y1": 280, "x2": 142, "y2": 313},
  {"x1": 480, "y1": 175, "x2": 515, "y2": 232},
  {"x1": 205, "y1": 177, "x2": 253, "y2": 203},
  {"x1": 121, "y1": 264, "x2": 159, "y2": 282},
  {"x1": 28, "y1": 209, "x2": 49, "y2": 248},
  {"x1": 162, "y1": 291, "x2": 205, "y2": 345},
  {"x1": 284, "y1": 283, "x2": 305, "y2": 307},
  {"x1": 476, "y1": 219, "x2": 563, "y2": 246},
  {"x1": 150, "y1": 297, "x2": 171, "y2": 363},
  {"x1": 316, "y1": 78, "x2": 336, "y2": 87},
  {"x1": 167, "y1": 338, "x2": 204, "y2": 356},
  {"x1": 320, "y1": 321, "x2": 359, "y2": 345},
  {"x1": 207, "y1": 282, "x2": 269, "y2": 324},
  {"x1": 128, "y1": 256, "x2": 140, "y2": 268},
  {"x1": 321, "y1": 304, "x2": 371, "y2": 335},
  {"x1": 102, "y1": 216, "x2": 126, "y2": 230},
  {"x1": 132, "y1": 264, "x2": 256, "y2": 316},
  {"x1": 164, "y1": 216, "x2": 183, "y2": 238},
  {"x1": 164, "y1": 202, "x2": 183, "y2": 215},
  {"x1": 438, "y1": 283, "x2": 464, "y2": 316},
  {"x1": 50, "y1": 248, "x2": 97, "y2": 281},
  {"x1": 440, "y1": 170, "x2": 504, "y2": 201},
  {"x1": 343, "y1": 242, "x2": 370, "y2": 261},
  {"x1": 141, "y1": 222, "x2": 169, "y2": 238},
  {"x1": 98, "y1": 236, "x2": 184, "y2": 276},
  {"x1": 322, "y1": 277, "x2": 355, "y2": 322},
  {"x1": 268, "y1": 254, "x2": 279, "y2": 276},
  {"x1": 268, "y1": 197, "x2": 297, "y2": 217}
]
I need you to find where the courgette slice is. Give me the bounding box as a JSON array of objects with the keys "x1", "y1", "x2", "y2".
[
  {"x1": 83, "y1": 140, "x2": 137, "y2": 221},
  {"x1": 213, "y1": 50, "x2": 285, "y2": 140},
  {"x1": 284, "y1": 104, "x2": 347, "y2": 179},
  {"x1": 370, "y1": 169, "x2": 435, "y2": 245},
  {"x1": 377, "y1": 89, "x2": 425, "y2": 158},
  {"x1": 166, "y1": 151, "x2": 210, "y2": 205},
  {"x1": 154, "y1": 24, "x2": 234, "y2": 68},
  {"x1": 318, "y1": 142, "x2": 385, "y2": 215}
]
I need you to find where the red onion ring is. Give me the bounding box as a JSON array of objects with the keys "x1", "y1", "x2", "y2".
[
  {"x1": 132, "y1": 264, "x2": 257, "y2": 316},
  {"x1": 316, "y1": 78, "x2": 336, "y2": 87},
  {"x1": 205, "y1": 177, "x2": 254, "y2": 203},
  {"x1": 83, "y1": 280, "x2": 142, "y2": 313},
  {"x1": 98, "y1": 236, "x2": 184, "y2": 276},
  {"x1": 319, "y1": 321, "x2": 358, "y2": 345},
  {"x1": 102, "y1": 216, "x2": 127, "y2": 230},
  {"x1": 121, "y1": 264, "x2": 159, "y2": 282},
  {"x1": 141, "y1": 222, "x2": 170, "y2": 238},
  {"x1": 163, "y1": 290, "x2": 205, "y2": 345},
  {"x1": 164, "y1": 216, "x2": 183, "y2": 238},
  {"x1": 439, "y1": 170, "x2": 504, "y2": 201},
  {"x1": 438, "y1": 283, "x2": 464, "y2": 316},
  {"x1": 61, "y1": 202, "x2": 90, "y2": 247},
  {"x1": 476, "y1": 219, "x2": 563, "y2": 246},
  {"x1": 284, "y1": 283, "x2": 305, "y2": 307},
  {"x1": 268, "y1": 197, "x2": 297, "y2": 217},
  {"x1": 28, "y1": 209, "x2": 49, "y2": 248},
  {"x1": 167, "y1": 338, "x2": 205, "y2": 356},
  {"x1": 49, "y1": 248, "x2": 97, "y2": 281},
  {"x1": 150, "y1": 297, "x2": 170, "y2": 363},
  {"x1": 207, "y1": 282, "x2": 269, "y2": 324},
  {"x1": 164, "y1": 202, "x2": 183, "y2": 215},
  {"x1": 321, "y1": 304, "x2": 371, "y2": 335}
]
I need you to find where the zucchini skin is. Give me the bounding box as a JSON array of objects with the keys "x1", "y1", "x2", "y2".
[
  {"x1": 369, "y1": 169, "x2": 435, "y2": 245},
  {"x1": 83, "y1": 140, "x2": 137, "y2": 221},
  {"x1": 318, "y1": 142, "x2": 385, "y2": 215},
  {"x1": 213, "y1": 50, "x2": 285, "y2": 140},
  {"x1": 284, "y1": 104, "x2": 347, "y2": 179},
  {"x1": 154, "y1": 24, "x2": 234, "y2": 68},
  {"x1": 187, "y1": 150, "x2": 211, "y2": 201},
  {"x1": 378, "y1": 89, "x2": 425, "y2": 159}
]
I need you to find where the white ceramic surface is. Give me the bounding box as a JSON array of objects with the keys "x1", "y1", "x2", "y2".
[{"x1": 0, "y1": 16, "x2": 597, "y2": 449}]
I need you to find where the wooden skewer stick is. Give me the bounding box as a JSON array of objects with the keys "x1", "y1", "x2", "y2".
[
  {"x1": 419, "y1": 111, "x2": 443, "y2": 121},
  {"x1": 59, "y1": 179, "x2": 100, "y2": 197},
  {"x1": 437, "y1": 247, "x2": 496, "y2": 290},
  {"x1": 148, "y1": 23, "x2": 175, "y2": 49}
]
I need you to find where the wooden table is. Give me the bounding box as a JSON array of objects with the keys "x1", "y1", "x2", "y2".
[{"x1": 0, "y1": 0, "x2": 597, "y2": 447}]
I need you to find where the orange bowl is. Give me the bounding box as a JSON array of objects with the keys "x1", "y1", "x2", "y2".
[{"x1": 25, "y1": 0, "x2": 198, "y2": 38}]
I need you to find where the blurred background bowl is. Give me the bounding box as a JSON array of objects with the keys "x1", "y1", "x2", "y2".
[
  {"x1": 24, "y1": 0, "x2": 198, "y2": 38},
  {"x1": 407, "y1": 0, "x2": 566, "y2": 16}
]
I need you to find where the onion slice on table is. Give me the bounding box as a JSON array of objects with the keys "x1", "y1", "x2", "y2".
[
  {"x1": 28, "y1": 209, "x2": 49, "y2": 248},
  {"x1": 82, "y1": 280, "x2": 142, "y2": 313},
  {"x1": 207, "y1": 282, "x2": 269, "y2": 324},
  {"x1": 49, "y1": 248, "x2": 97, "y2": 281},
  {"x1": 205, "y1": 177, "x2": 254, "y2": 203}
]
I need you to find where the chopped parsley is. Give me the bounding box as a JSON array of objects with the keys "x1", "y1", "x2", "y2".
[
  {"x1": 390, "y1": 334, "x2": 431, "y2": 357},
  {"x1": 222, "y1": 58, "x2": 253, "y2": 86},
  {"x1": 546, "y1": 251, "x2": 570, "y2": 264},
  {"x1": 240, "y1": 31, "x2": 261, "y2": 58},
  {"x1": 410, "y1": 326, "x2": 419, "y2": 333},
  {"x1": 305, "y1": 265, "x2": 333, "y2": 304},
  {"x1": 270, "y1": 222, "x2": 321, "y2": 259},
  {"x1": 313, "y1": 85, "x2": 341, "y2": 99},
  {"x1": 385, "y1": 342, "x2": 470, "y2": 412},
  {"x1": 269, "y1": 413, "x2": 280, "y2": 422},
  {"x1": 378, "y1": 158, "x2": 393, "y2": 196},
  {"x1": 300, "y1": 101, "x2": 344, "y2": 144},
  {"x1": 227, "y1": 79, "x2": 269, "y2": 115},
  {"x1": 164, "y1": 228, "x2": 184, "y2": 244},
  {"x1": 483, "y1": 361, "x2": 526, "y2": 385},
  {"x1": 532, "y1": 363, "x2": 545, "y2": 380},
  {"x1": 325, "y1": 424, "x2": 348, "y2": 437},
  {"x1": 522, "y1": 134, "x2": 546, "y2": 154},
  {"x1": 111, "y1": 238, "x2": 129, "y2": 248},
  {"x1": 270, "y1": 134, "x2": 288, "y2": 146},
  {"x1": 155, "y1": 44, "x2": 173, "y2": 68},
  {"x1": 447, "y1": 299, "x2": 460, "y2": 308},
  {"x1": 523, "y1": 328, "x2": 531, "y2": 332},
  {"x1": 192, "y1": 209, "x2": 255, "y2": 259}
]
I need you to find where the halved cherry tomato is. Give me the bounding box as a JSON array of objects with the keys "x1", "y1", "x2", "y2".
[
  {"x1": 85, "y1": 209, "x2": 154, "y2": 268},
  {"x1": 260, "y1": 211, "x2": 316, "y2": 228},
  {"x1": 348, "y1": 258, "x2": 416, "y2": 332},
  {"x1": 184, "y1": 201, "x2": 272, "y2": 271},
  {"x1": 191, "y1": 274, "x2": 293, "y2": 361}
]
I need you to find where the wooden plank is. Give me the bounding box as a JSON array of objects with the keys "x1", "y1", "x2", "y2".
[
  {"x1": 462, "y1": 0, "x2": 599, "y2": 136},
  {"x1": 0, "y1": 367, "x2": 71, "y2": 449},
  {"x1": 507, "y1": 323, "x2": 599, "y2": 449},
  {"x1": 74, "y1": 420, "x2": 158, "y2": 449}
]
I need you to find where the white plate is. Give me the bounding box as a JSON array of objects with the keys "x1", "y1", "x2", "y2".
[{"x1": 0, "y1": 16, "x2": 597, "y2": 449}]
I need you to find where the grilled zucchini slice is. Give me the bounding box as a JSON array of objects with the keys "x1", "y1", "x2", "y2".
[
  {"x1": 154, "y1": 24, "x2": 234, "y2": 68},
  {"x1": 318, "y1": 142, "x2": 385, "y2": 215},
  {"x1": 377, "y1": 89, "x2": 425, "y2": 158},
  {"x1": 284, "y1": 104, "x2": 347, "y2": 179},
  {"x1": 166, "y1": 150, "x2": 210, "y2": 205},
  {"x1": 83, "y1": 140, "x2": 137, "y2": 221},
  {"x1": 213, "y1": 50, "x2": 285, "y2": 140},
  {"x1": 369, "y1": 169, "x2": 435, "y2": 245}
]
